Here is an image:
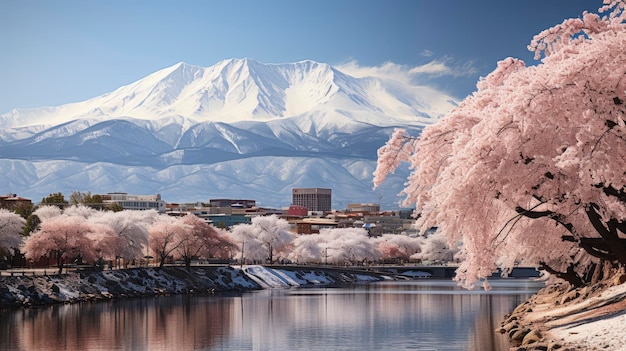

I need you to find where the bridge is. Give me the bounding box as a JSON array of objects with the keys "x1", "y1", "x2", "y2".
[{"x1": 361, "y1": 265, "x2": 540, "y2": 279}]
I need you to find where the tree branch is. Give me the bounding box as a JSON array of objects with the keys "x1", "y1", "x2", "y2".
[
  {"x1": 515, "y1": 206, "x2": 575, "y2": 234},
  {"x1": 586, "y1": 204, "x2": 626, "y2": 266}
]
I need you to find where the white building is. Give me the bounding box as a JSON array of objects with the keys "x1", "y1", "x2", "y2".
[{"x1": 101, "y1": 192, "x2": 166, "y2": 213}]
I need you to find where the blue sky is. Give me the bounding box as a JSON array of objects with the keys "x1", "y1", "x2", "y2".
[{"x1": 0, "y1": 0, "x2": 602, "y2": 114}]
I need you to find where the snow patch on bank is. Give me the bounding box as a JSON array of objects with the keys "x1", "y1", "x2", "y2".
[
  {"x1": 242, "y1": 265, "x2": 383, "y2": 288},
  {"x1": 0, "y1": 265, "x2": 391, "y2": 309},
  {"x1": 545, "y1": 282, "x2": 626, "y2": 350}
]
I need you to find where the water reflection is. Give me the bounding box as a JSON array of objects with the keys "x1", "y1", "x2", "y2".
[{"x1": 0, "y1": 279, "x2": 542, "y2": 351}]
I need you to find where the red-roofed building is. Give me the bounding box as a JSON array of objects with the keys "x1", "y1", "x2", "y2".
[{"x1": 0, "y1": 193, "x2": 32, "y2": 210}]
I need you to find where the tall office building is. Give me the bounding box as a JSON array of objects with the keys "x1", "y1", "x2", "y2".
[{"x1": 292, "y1": 188, "x2": 332, "y2": 212}]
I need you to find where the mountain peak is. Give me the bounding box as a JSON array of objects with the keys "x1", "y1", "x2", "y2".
[{"x1": 0, "y1": 59, "x2": 458, "y2": 128}]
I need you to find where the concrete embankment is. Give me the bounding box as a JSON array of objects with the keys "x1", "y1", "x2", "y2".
[
  {"x1": 0, "y1": 264, "x2": 540, "y2": 310},
  {"x1": 0, "y1": 265, "x2": 396, "y2": 310}
]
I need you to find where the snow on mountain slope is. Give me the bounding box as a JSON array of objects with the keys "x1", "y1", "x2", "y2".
[
  {"x1": 0, "y1": 58, "x2": 457, "y2": 128},
  {"x1": 0, "y1": 156, "x2": 409, "y2": 209},
  {"x1": 1, "y1": 113, "x2": 416, "y2": 165},
  {"x1": 0, "y1": 58, "x2": 456, "y2": 208}
]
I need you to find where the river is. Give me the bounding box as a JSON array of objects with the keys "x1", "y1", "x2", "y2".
[{"x1": 0, "y1": 278, "x2": 543, "y2": 351}]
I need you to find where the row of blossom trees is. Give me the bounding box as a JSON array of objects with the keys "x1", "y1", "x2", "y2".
[
  {"x1": 1, "y1": 205, "x2": 455, "y2": 273},
  {"x1": 18, "y1": 205, "x2": 238, "y2": 273}
]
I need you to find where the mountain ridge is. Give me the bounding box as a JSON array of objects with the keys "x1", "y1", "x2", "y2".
[{"x1": 0, "y1": 59, "x2": 457, "y2": 208}]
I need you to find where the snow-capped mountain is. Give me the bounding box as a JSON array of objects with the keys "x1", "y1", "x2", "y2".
[{"x1": 0, "y1": 59, "x2": 458, "y2": 208}]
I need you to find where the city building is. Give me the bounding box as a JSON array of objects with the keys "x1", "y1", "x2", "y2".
[
  {"x1": 99, "y1": 192, "x2": 166, "y2": 213},
  {"x1": 286, "y1": 205, "x2": 308, "y2": 217},
  {"x1": 295, "y1": 217, "x2": 339, "y2": 234},
  {"x1": 198, "y1": 213, "x2": 252, "y2": 228},
  {"x1": 363, "y1": 213, "x2": 415, "y2": 236},
  {"x1": 209, "y1": 199, "x2": 256, "y2": 208},
  {"x1": 0, "y1": 194, "x2": 32, "y2": 210},
  {"x1": 292, "y1": 188, "x2": 332, "y2": 212},
  {"x1": 346, "y1": 203, "x2": 380, "y2": 214}
]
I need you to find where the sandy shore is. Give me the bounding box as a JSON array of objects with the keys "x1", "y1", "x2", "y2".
[{"x1": 499, "y1": 275, "x2": 626, "y2": 351}]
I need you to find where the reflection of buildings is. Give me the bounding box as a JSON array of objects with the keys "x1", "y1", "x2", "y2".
[{"x1": 292, "y1": 188, "x2": 331, "y2": 213}]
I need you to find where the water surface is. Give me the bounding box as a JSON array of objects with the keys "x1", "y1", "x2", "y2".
[{"x1": 0, "y1": 279, "x2": 543, "y2": 351}]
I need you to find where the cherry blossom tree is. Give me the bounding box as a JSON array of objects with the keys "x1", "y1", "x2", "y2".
[
  {"x1": 412, "y1": 231, "x2": 457, "y2": 264},
  {"x1": 87, "y1": 223, "x2": 121, "y2": 268},
  {"x1": 23, "y1": 215, "x2": 98, "y2": 273},
  {"x1": 174, "y1": 214, "x2": 235, "y2": 269},
  {"x1": 374, "y1": 1, "x2": 626, "y2": 288},
  {"x1": 321, "y1": 228, "x2": 378, "y2": 265},
  {"x1": 288, "y1": 233, "x2": 326, "y2": 264},
  {"x1": 90, "y1": 210, "x2": 156, "y2": 265},
  {"x1": 0, "y1": 209, "x2": 25, "y2": 250},
  {"x1": 230, "y1": 215, "x2": 294, "y2": 263},
  {"x1": 63, "y1": 204, "x2": 101, "y2": 219},
  {"x1": 376, "y1": 234, "x2": 422, "y2": 263},
  {"x1": 205, "y1": 226, "x2": 238, "y2": 260},
  {"x1": 288, "y1": 228, "x2": 378, "y2": 265},
  {"x1": 32, "y1": 205, "x2": 63, "y2": 221},
  {"x1": 148, "y1": 215, "x2": 190, "y2": 268}
]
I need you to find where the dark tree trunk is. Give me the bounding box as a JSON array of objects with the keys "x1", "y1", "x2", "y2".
[
  {"x1": 516, "y1": 204, "x2": 626, "y2": 270},
  {"x1": 159, "y1": 254, "x2": 166, "y2": 268},
  {"x1": 56, "y1": 252, "x2": 64, "y2": 275},
  {"x1": 539, "y1": 262, "x2": 585, "y2": 288},
  {"x1": 586, "y1": 204, "x2": 626, "y2": 266}
]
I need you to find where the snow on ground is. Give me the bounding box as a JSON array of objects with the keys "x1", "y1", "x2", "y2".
[
  {"x1": 244, "y1": 266, "x2": 293, "y2": 288},
  {"x1": 502, "y1": 275, "x2": 626, "y2": 351},
  {"x1": 243, "y1": 265, "x2": 380, "y2": 288},
  {"x1": 0, "y1": 265, "x2": 390, "y2": 309},
  {"x1": 541, "y1": 281, "x2": 626, "y2": 350}
]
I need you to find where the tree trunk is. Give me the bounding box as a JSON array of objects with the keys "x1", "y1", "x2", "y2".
[
  {"x1": 540, "y1": 262, "x2": 585, "y2": 288},
  {"x1": 267, "y1": 244, "x2": 273, "y2": 263},
  {"x1": 586, "y1": 205, "x2": 626, "y2": 266},
  {"x1": 159, "y1": 254, "x2": 166, "y2": 268},
  {"x1": 57, "y1": 252, "x2": 64, "y2": 275}
]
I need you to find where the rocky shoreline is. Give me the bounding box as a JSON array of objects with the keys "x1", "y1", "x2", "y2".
[
  {"x1": 0, "y1": 265, "x2": 386, "y2": 310},
  {"x1": 498, "y1": 274, "x2": 626, "y2": 351}
]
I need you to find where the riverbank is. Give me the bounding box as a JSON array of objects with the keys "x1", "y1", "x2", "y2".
[
  {"x1": 0, "y1": 265, "x2": 399, "y2": 310},
  {"x1": 499, "y1": 273, "x2": 626, "y2": 351}
]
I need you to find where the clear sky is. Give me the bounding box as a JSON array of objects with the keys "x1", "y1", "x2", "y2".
[{"x1": 0, "y1": 0, "x2": 603, "y2": 114}]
